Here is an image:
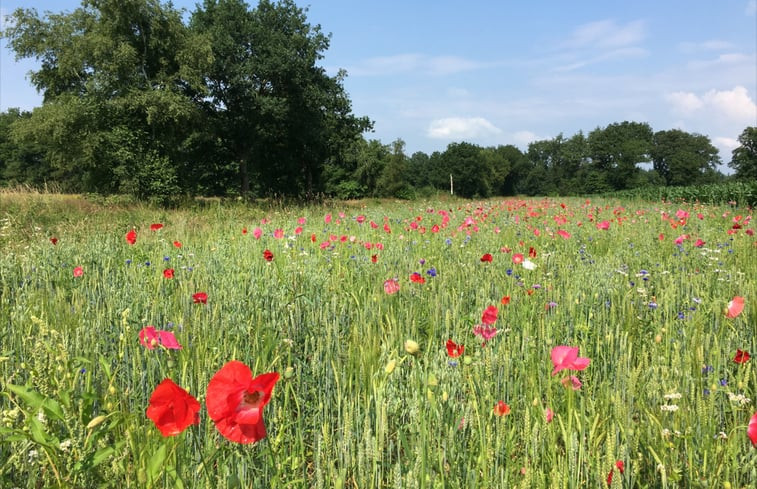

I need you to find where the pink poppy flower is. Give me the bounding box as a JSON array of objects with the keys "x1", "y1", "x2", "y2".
[
  {"x1": 561, "y1": 375, "x2": 583, "y2": 390},
  {"x1": 674, "y1": 234, "x2": 689, "y2": 245},
  {"x1": 472, "y1": 324, "x2": 497, "y2": 342},
  {"x1": 294, "y1": 226, "x2": 302, "y2": 235},
  {"x1": 545, "y1": 407, "x2": 554, "y2": 423},
  {"x1": 481, "y1": 305, "x2": 498, "y2": 325},
  {"x1": 297, "y1": 217, "x2": 306, "y2": 225},
  {"x1": 749, "y1": 412, "x2": 757, "y2": 446},
  {"x1": 383, "y1": 278, "x2": 400, "y2": 295},
  {"x1": 725, "y1": 296, "x2": 745, "y2": 318},
  {"x1": 324, "y1": 214, "x2": 332, "y2": 224},
  {"x1": 550, "y1": 346, "x2": 590, "y2": 376},
  {"x1": 139, "y1": 326, "x2": 160, "y2": 349},
  {"x1": 73, "y1": 266, "x2": 83, "y2": 278},
  {"x1": 157, "y1": 330, "x2": 182, "y2": 350},
  {"x1": 273, "y1": 229, "x2": 284, "y2": 239},
  {"x1": 596, "y1": 220, "x2": 610, "y2": 230},
  {"x1": 253, "y1": 227, "x2": 262, "y2": 240},
  {"x1": 694, "y1": 238, "x2": 706, "y2": 247},
  {"x1": 512, "y1": 253, "x2": 524, "y2": 265},
  {"x1": 557, "y1": 230, "x2": 571, "y2": 239}
]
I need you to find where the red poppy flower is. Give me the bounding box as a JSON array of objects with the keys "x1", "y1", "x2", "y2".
[
  {"x1": 410, "y1": 272, "x2": 425, "y2": 284},
  {"x1": 480, "y1": 253, "x2": 493, "y2": 263},
  {"x1": 528, "y1": 247, "x2": 537, "y2": 258},
  {"x1": 493, "y1": 401, "x2": 510, "y2": 416},
  {"x1": 734, "y1": 349, "x2": 751, "y2": 364},
  {"x1": 206, "y1": 361, "x2": 280, "y2": 444},
  {"x1": 446, "y1": 339, "x2": 464, "y2": 358},
  {"x1": 50, "y1": 237, "x2": 58, "y2": 245},
  {"x1": 126, "y1": 229, "x2": 137, "y2": 245},
  {"x1": 263, "y1": 249, "x2": 274, "y2": 261},
  {"x1": 371, "y1": 254, "x2": 378, "y2": 263},
  {"x1": 512, "y1": 253, "x2": 524, "y2": 265},
  {"x1": 163, "y1": 268, "x2": 175, "y2": 279},
  {"x1": 150, "y1": 223, "x2": 164, "y2": 231},
  {"x1": 606, "y1": 460, "x2": 625, "y2": 486},
  {"x1": 481, "y1": 305, "x2": 498, "y2": 325},
  {"x1": 73, "y1": 266, "x2": 84, "y2": 277},
  {"x1": 146, "y1": 378, "x2": 200, "y2": 437},
  {"x1": 501, "y1": 296, "x2": 511, "y2": 305},
  {"x1": 173, "y1": 240, "x2": 182, "y2": 248},
  {"x1": 192, "y1": 292, "x2": 208, "y2": 304},
  {"x1": 242, "y1": 227, "x2": 248, "y2": 235}
]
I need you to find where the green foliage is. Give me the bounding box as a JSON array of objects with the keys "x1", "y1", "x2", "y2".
[
  {"x1": 729, "y1": 126, "x2": 757, "y2": 181},
  {"x1": 652, "y1": 129, "x2": 721, "y2": 186},
  {"x1": 602, "y1": 181, "x2": 757, "y2": 206}
]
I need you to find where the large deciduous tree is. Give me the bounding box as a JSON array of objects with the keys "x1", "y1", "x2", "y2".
[
  {"x1": 729, "y1": 126, "x2": 757, "y2": 180},
  {"x1": 3, "y1": 0, "x2": 211, "y2": 203},
  {"x1": 191, "y1": 0, "x2": 370, "y2": 197},
  {"x1": 588, "y1": 121, "x2": 653, "y2": 190},
  {"x1": 651, "y1": 129, "x2": 721, "y2": 186}
]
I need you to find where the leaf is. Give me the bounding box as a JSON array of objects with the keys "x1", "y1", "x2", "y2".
[
  {"x1": 146, "y1": 443, "x2": 167, "y2": 484},
  {"x1": 42, "y1": 398, "x2": 65, "y2": 422},
  {"x1": 29, "y1": 417, "x2": 55, "y2": 448},
  {"x1": 6, "y1": 384, "x2": 44, "y2": 410},
  {"x1": 92, "y1": 446, "x2": 115, "y2": 467}
]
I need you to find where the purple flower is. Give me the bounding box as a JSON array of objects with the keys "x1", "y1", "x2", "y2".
[{"x1": 426, "y1": 268, "x2": 437, "y2": 277}]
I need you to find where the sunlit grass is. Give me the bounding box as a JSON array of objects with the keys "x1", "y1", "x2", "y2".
[{"x1": 0, "y1": 194, "x2": 754, "y2": 488}]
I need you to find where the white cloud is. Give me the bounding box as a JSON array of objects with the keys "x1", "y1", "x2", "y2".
[
  {"x1": 666, "y1": 86, "x2": 757, "y2": 122},
  {"x1": 511, "y1": 130, "x2": 538, "y2": 146},
  {"x1": 563, "y1": 19, "x2": 646, "y2": 50},
  {"x1": 427, "y1": 117, "x2": 502, "y2": 139},
  {"x1": 678, "y1": 40, "x2": 735, "y2": 53},
  {"x1": 666, "y1": 91, "x2": 705, "y2": 114},
  {"x1": 713, "y1": 136, "x2": 740, "y2": 150},
  {"x1": 554, "y1": 47, "x2": 647, "y2": 72},
  {"x1": 349, "y1": 53, "x2": 488, "y2": 76}
]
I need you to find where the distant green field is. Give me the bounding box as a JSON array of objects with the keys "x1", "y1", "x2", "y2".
[{"x1": 1, "y1": 192, "x2": 755, "y2": 488}]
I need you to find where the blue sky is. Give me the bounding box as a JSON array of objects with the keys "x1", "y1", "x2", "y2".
[{"x1": 2, "y1": 0, "x2": 756, "y2": 168}]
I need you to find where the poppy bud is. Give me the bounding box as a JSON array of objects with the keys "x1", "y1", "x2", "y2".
[
  {"x1": 404, "y1": 339, "x2": 420, "y2": 354},
  {"x1": 384, "y1": 359, "x2": 397, "y2": 374},
  {"x1": 87, "y1": 415, "x2": 107, "y2": 429}
]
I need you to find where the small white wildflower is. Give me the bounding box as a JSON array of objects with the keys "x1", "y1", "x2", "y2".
[
  {"x1": 663, "y1": 392, "x2": 682, "y2": 400},
  {"x1": 661, "y1": 428, "x2": 672, "y2": 438},
  {"x1": 36, "y1": 410, "x2": 46, "y2": 424},
  {"x1": 716, "y1": 431, "x2": 728, "y2": 440},
  {"x1": 727, "y1": 393, "x2": 751, "y2": 405},
  {"x1": 59, "y1": 439, "x2": 72, "y2": 452},
  {"x1": 28, "y1": 449, "x2": 39, "y2": 462},
  {"x1": 661, "y1": 404, "x2": 679, "y2": 412}
]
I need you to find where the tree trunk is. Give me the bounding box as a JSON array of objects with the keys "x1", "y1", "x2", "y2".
[{"x1": 240, "y1": 157, "x2": 250, "y2": 196}]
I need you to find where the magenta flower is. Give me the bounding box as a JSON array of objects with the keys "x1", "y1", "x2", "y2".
[{"x1": 550, "y1": 346, "x2": 590, "y2": 376}]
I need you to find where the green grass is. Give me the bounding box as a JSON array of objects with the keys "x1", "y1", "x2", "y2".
[{"x1": 0, "y1": 193, "x2": 755, "y2": 488}]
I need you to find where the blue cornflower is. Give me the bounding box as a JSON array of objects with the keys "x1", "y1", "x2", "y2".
[
  {"x1": 701, "y1": 365, "x2": 713, "y2": 375},
  {"x1": 505, "y1": 269, "x2": 513, "y2": 276},
  {"x1": 426, "y1": 268, "x2": 437, "y2": 277},
  {"x1": 163, "y1": 256, "x2": 170, "y2": 261},
  {"x1": 125, "y1": 259, "x2": 132, "y2": 265}
]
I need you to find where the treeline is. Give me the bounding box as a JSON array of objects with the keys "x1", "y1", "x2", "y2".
[
  {"x1": 1, "y1": 1, "x2": 755, "y2": 204},
  {"x1": 325, "y1": 123, "x2": 755, "y2": 199}
]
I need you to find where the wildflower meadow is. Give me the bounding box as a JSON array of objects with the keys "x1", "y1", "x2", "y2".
[{"x1": 0, "y1": 191, "x2": 755, "y2": 488}]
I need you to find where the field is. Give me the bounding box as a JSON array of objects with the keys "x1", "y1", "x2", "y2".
[{"x1": 0, "y1": 191, "x2": 755, "y2": 488}]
